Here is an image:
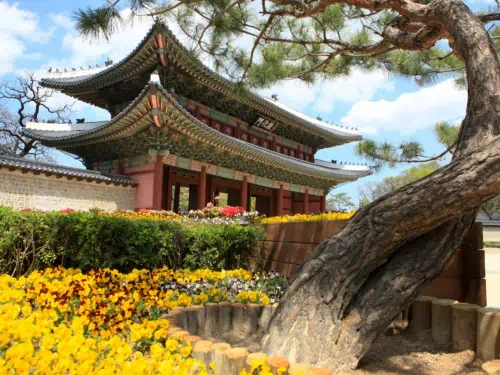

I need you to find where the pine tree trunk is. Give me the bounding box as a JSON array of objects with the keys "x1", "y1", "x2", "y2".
[{"x1": 263, "y1": 0, "x2": 500, "y2": 370}]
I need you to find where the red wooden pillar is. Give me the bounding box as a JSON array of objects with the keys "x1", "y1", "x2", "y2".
[
  {"x1": 277, "y1": 184, "x2": 284, "y2": 216},
  {"x1": 152, "y1": 156, "x2": 164, "y2": 210},
  {"x1": 304, "y1": 189, "x2": 309, "y2": 214},
  {"x1": 198, "y1": 166, "x2": 207, "y2": 209},
  {"x1": 165, "y1": 167, "x2": 172, "y2": 211},
  {"x1": 320, "y1": 192, "x2": 326, "y2": 213},
  {"x1": 240, "y1": 176, "x2": 248, "y2": 210}
]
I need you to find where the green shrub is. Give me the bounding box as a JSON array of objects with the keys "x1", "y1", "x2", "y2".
[
  {"x1": 184, "y1": 224, "x2": 265, "y2": 270},
  {"x1": 0, "y1": 207, "x2": 263, "y2": 276}
]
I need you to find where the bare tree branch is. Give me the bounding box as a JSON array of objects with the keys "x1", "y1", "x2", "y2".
[{"x1": 0, "y1": 73, "x2": 73, "y2": 162}]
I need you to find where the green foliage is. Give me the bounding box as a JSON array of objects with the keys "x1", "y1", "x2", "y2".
[
  {"x1": 357, "y1": 122, "x2": 459, "y2": 169},
  {"x1": 74, "y1": 6, "x2": 123, "y2": 40},
  {"x1": 434, "y1": 121, "x2": 459, "y2": 149},
  {"x1": 358, "y1": 161, "x2": 440, "y2": 204},
  {"x1": 382, "y1": 48, "x2": 464, "y2": 86},
  {"x1": 0, "y1": 207, "x2": 264, "y2": 276},
  {"x1": 356, "y1": 138, "x2": 425, "y2": 169},
  {"x1": 482, "y1": 196, "x2": 500, "y2": 219},
  {"x1": 72, "y1": 0, "x2": 500, "y2": 90},
  {"x1": 326, "y1": 192, "x2": 356, "y2": 212},
  {"x1": 484, "y1": 242, "x2": 500, "y2": 248},
  {"x1": 183, "y1": 224, "x2": 264, "y2": 270}
]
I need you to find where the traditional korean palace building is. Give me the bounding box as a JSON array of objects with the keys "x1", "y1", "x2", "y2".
[{"x1": 24, "y1": 22, "x2": 370, "y2": 216}]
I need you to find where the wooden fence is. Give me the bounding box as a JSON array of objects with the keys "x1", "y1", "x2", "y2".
[{"x1": 252, "y1": 221, "x2": 486, "y2": 306}]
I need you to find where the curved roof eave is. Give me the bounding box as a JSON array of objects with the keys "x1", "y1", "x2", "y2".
[
  {"x1": 25, "y1": 82, "x2": 371, "y2": 182},
  {"x1": 40, "y1": 23, "x2": 362, "y2": 147}
]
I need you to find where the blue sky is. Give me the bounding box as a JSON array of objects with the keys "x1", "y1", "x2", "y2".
[{"x1": 1, "y1": 0, "x2": 496, "y2": 204}]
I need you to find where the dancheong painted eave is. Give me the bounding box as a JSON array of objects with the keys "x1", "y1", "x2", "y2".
[
  {"x1": 25, "y1": 81, "x2": 371, "y2": 183},
  {"x1": 39, "y1": 22, "x2": 362, "y2": 148}
]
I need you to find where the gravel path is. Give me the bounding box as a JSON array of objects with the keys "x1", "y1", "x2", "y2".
[{"x1": 339, "y1": 330, "x2": 482, "y2": 375}]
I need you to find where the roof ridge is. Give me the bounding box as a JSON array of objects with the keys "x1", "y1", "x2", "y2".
[{"x1": 0, "y1": 154, "x2": 137, "y2": 185}]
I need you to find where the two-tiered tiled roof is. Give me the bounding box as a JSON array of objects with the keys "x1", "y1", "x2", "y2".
[
  {"x1": 25, "y1": 82, "x2": 371, "y2": 183},
  {"x1": 40, "y1": 22, "x2": 361, "y2": 148}
]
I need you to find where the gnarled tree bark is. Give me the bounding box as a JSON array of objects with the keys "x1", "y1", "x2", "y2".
[{"x1": 263, "y1": 0, "x2": 500, "y2": 370}]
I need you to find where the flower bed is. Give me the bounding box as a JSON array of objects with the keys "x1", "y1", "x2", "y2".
[
  {"x1": 0, "y1": 207, "x2": 265, "y2": 276},
  {"x1": 0, "y1": 267, "x2": 287, "y2": 374},
  {"x1": 103, "y1": 203, "x2": 260, "y2": 226},
  {"x1": 261, "y1": 210, "x2": 355, "y2": 224}
]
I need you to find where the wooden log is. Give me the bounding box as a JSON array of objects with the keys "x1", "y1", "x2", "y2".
[
  {"x1": 267, "y1": 355, "x2": 289, "y2": 375},
  {"x1": 452, "y1": 303, "x2": 479, "y2": 351},
  {"x1": 184, "y1": 335, "x2": 203, "y2": 344},
  {"x1": 259, "y1": 305, "x2": 275, "y2": 333},
  {"x1": 309, "y1": 368, "x2": 333, "y2": 375},
  {"x1": 171, "y1": 307, "x2": 188, "y2": 330},
  {"x1": 226, "y1": 347, "x2": 249, "y2": 375},
  {"x1": 193, "y1": 340, "x2": 214, "y2": 368},
  {"x1": 212, "y1": 343, "x2": 232, "y2": 375},
  {"x1": 167, "y1": 327, "x2": 182, "y2": 336},
  {"x1": 173, "y1": 330, "x2": 191, "y2": 340},
  {"x1": 289, "y1": 363, "x2": 312, "y2": 375},
  {"x1": 245, "y1": 352, "x2": 268, "y2": 372},
  {"x1": 477, "y1": 307, "x2": 500, "y2": 361},
  {"x1": 410, "y1": 296, "x2": 436, "y2": 333},
  {"x1": 431, "y1": 299, "x2": 457, "y2": 345},
  {"x1": 219, "y1": 302, "x2": 232, "y2": 333},
  {"x1": 185, "y1": 306, "x2": 204, "y2": 334},
  {"x1": 231, "y1": 303, "x2": 247, "y2": 339},
  {"x1": 482, "y1": 360, "x2": 500, "y2": 375},
  {"x1": 204, "y1": 303, "x2": 219, "y2": 337}
]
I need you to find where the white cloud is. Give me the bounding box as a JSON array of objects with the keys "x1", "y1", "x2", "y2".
[
  {"x1": 258, "y1": 68, "x2": 394, "y2": 116},
  {"x1": 54, "y1": 9, "x2": 155, "y2": 70},
  {"x1": 50, "y1": 13, "x2": 74, "y2": 31},
  {"x1": 341, "y1": 79, "x2": 467, "y2": 134},
  {"x1": 0, "y1": 2, "x2": 52, "y2": 75},
  {"x1": 313, "y1": 69, "x2": 394, "y2": 113},
  {"x1": 259, "y1": 81, "x2": 318, "y2": 112}
]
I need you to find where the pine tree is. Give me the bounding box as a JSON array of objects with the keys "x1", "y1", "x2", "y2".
[{"x1": 75, "y1": 0, "x2": 500, "y2": 370}]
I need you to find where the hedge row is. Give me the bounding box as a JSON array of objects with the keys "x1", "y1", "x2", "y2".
[{"x1": 0, "y1": 207, "x2": 264, "y2": 276}]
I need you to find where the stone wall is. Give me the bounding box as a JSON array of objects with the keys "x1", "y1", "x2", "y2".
[
  {"x1": 254, "y1": 221, "x2": 487, "y2": 306},
  {"x1": 0, "y1": 170, "x2": 136, "y2": 211}
]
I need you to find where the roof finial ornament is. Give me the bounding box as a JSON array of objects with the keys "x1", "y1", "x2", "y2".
[
  {"x1": 47, "y1": 67, "x2": 52, "y2": 73},
  {"x1": 271, "y1": 94, "x2": 278, "y2": 101},
  {"x1": 96, "y1": 64, "x2": 100, "y2": 68},
  {"x1": 150, "y1": 70, "x2": 161, "y2": 84},
  {"x1": 316, "y1": 115, "x2": 323, "y2": 121},
  {"x1": 88, "y1": 65, "x2": 92, "y2": 69},
  {"x1": 105, "y1": 57, "x2": 113, "y2": 66},
  {"x1": 56, "y1": 68, "x2": 59, "y2": 73},
  {"x1": 64, "y1": 68, "x2": 67, "y2": 72},
  {"x1": 72, "y1": 68, "x2": 76, "y2": 71}
]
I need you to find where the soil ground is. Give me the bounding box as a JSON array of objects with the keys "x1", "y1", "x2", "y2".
[{"x1": 339, "y1": 330, "x2": 483, "y2": 375}]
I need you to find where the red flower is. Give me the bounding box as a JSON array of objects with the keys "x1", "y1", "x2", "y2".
[
  {"x1": 60, "y1": 208, "x2": 75, "y2": 213},
  {"x1": 21, "y1": 208, "x2": 31, "y2": 212},
  {"x1": 220, "y1": 206, "x2": 246, "y2": 218}
]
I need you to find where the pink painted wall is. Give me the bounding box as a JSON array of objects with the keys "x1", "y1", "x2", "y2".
[{"x1": 124, "y1": 164, "x2": 155, "y2": 209}]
